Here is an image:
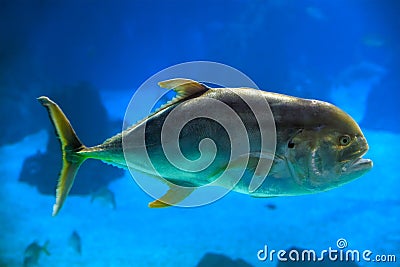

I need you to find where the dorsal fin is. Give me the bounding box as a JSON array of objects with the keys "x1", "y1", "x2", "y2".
[
  {"x1": 148, "y1": 78, "x2": 208, "y2": 116},
  {"x1": 155, "y1": 79, "x2": 208, "y2": 113},
  {"x1": 118, "y1": 79, "x2": 209, "y2": 135},
  {"x1": 158, "y1": 78, "x2": 208, "y2": 97}
]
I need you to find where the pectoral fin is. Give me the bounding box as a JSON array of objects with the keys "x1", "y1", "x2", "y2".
[
  {"x1": 211, "y1": 152, "x2": 274, "y2": 193},
  {"x1": 247, "y1": 152, "x2": 275, "y2": 193},
  {"x1": 148, "y1": 185, "x2": 195, "y2": 208}
]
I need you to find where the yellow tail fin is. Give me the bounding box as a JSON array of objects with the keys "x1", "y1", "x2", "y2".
[{"x1": 38, "y1": 96, "x2": 87, "y2": 216}]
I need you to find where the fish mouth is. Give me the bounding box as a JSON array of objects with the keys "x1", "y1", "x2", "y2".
[
  {"x1": 340, "y1": 137, "x2": 371, "y2": 174},
  {"x1": 341, "y1": 140, "x2": 372, "y2": 172},
  {"x1": 342, "y1": 157, "x2": 373, "y2": 173}
]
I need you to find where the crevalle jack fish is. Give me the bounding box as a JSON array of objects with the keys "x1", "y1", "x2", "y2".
[
  {"x1": 38, "y1": 78, "x2": 372, "y2": 216},
  {"x1": 23, "y1": 240, "x2": 50, "y2": 267},
  {"x1": 68, "y1": 230, "x2": 82, "y2": 255},
  {"x1": 90, "y1": 187, "x2": 117, "y2": 210}
]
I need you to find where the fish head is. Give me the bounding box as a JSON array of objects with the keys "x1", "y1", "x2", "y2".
[{"x1": 286, "y1": 101, "x2": 372, "y2": 192}]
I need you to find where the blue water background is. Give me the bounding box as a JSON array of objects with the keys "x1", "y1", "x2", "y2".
[{"x1": 0, "y1": 1, "x2": 399, "y2": 266}]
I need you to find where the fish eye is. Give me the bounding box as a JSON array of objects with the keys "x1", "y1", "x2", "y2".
[
  {"x1": 288, "y1": 140, "x2": 295, "y2": 148},
  {"x1": 339, "y1": 135, "x2": 351, "y2": 146}
]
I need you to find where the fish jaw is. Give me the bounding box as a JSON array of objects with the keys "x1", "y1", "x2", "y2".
[
  {"x1": 339, "y1": 134, "x2": 372, "y2": 183},
  {"x1": 341, "y1": 157, "x2": 373, "y2": 180}
]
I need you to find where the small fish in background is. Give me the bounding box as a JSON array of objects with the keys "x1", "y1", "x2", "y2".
[
  {"x1": 23, "y1": 240, "x2": 50, "y2": 267},
  {"x1": 264, "y1": 203, "x2": 277, "y2": 210},
  {"x1": 68, "y1": 230, "x2": 82, "y2": 255},
  {"x1": 91, "y1": 186, "x2": 117, "y2": 210}
]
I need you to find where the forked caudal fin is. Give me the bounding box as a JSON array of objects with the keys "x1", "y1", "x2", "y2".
[
  {"x1": 38, "y1": 96, "x2": 87, "y2": 216},
  {"x1": 37, "y1": 80, "x2": 206, "y2": 215}
]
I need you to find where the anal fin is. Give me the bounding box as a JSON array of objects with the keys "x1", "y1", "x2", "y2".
[{"x1": 148, "y1": 185, "x2": 195, "y2": 208}]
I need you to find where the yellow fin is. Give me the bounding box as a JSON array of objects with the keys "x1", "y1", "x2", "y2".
[
  {"x1": 38, "y1": 96, "x2": 87, "y2": 216},
  {"x1": 158, "y1": 78, "x2": 208, "y2": 98},
  {"x1": 116, "y1": 79, "x2": 209, "y2": 142},
  {"x1": 145, "y1": 78, "x2": 209, "y2": 116},
  {"x1": 154, "y1": 78, "x2": 208, "y2": 114},
  {"x1": 148, "y1": 185, "x2": 195, "y2": 208}
]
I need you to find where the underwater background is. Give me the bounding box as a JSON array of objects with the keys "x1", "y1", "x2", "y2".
[{"x1": 1, "y1": 0, "x2": 399, "y2": 266}]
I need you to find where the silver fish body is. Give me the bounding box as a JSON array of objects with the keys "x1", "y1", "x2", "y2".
[
  {"x1": 38, "y1": 79, "x2": 372, "y2": 215},
  {"x1": 94, "y1": 86, "x2": 371, "y2": 195}
]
